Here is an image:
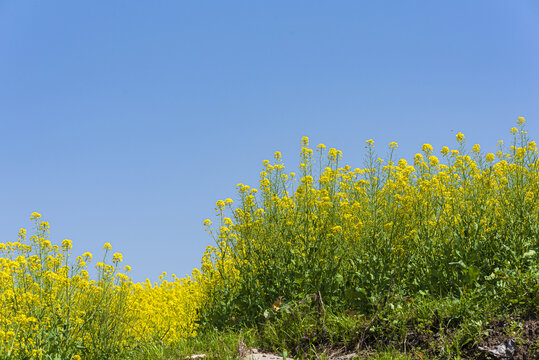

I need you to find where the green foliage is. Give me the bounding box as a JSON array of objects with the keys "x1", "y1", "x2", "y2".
[{"x1": 201, "y1": 122, "x2": 539, "y2": 329}]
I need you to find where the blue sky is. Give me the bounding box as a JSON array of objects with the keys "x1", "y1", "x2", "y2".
[{"x1": 1, "y1": 1, "x2": 538, "y2": 282}]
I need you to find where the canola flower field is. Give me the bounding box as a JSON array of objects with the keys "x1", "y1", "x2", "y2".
[{"x1": 0, "y1": 119, "x2": 537, "y2": 359}]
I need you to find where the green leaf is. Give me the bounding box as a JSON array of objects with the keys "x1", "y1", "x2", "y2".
[{"x1": 449, "y1": 260, "x2": 466, "y2": 268}]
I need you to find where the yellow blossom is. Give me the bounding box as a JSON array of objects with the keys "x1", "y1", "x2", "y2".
[
  {"x1": 216, "y1": 200, "x2": 226, "y2": 210},
  {"x1": 422, "y1": 143, "x2": 433, "y2": 154},
  {"x1": 112, "y1": 252, "x2": 123, "y2": 263},
  {"x1": 61, "y1": 239, "x2": 72, "y2": 250}
]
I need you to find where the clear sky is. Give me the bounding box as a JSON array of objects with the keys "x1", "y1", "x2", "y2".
[{"x1": 1, "y1": 1, "x2": 538, "y2": 282}]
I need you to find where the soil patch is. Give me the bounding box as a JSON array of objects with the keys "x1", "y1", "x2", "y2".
[{"x1": 465, "y1": 315, "x2": 539, "y2": 360}]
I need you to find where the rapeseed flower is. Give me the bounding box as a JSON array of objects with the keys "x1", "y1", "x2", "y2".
[
  {"x1": 429, "y1": 155, "x2": 439, "y2": 167},
  {"x1": 422, "y1": 143, "x2": 433, "y2": 154},
  {"x1": 61, "y1": 239, "x2": 72, "y2": 250},
  {"x1": 112, "y1": 252, "x2": 123, "y2": 263}
]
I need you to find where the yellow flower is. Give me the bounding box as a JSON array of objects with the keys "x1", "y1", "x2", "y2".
[
  {"x1": 428, "y1": 155, "x2": 439, "y2": 167},
  {"x1": 328, "y1": 148, "x2": 338, "y2": 160},
  {"x1": 216, "y1": 200, "x2": 225, "y2": 210},
  {"x1": 510, "y1": 127, "x2": 518, "y2": 135},
  {"x1": 472, "y1": 144, "x2": 480, "y2": 153},
  {"x1": 486, "y1": 153, "x2": 495, "y2": 162},
  {"x1": 517, "y1": 116, "x2": 525, "y2": 125},
  {"x1": 317, "y1": 143, "x2": 326, "y2": 150},
  {"x1": 413, "y1": 153, "x2": 424, "y2": 166},
  {"x1": 18, "y1": 228, "x2": 27, "y2": 239},
  {"x1": 365, "y1": 139, "x2": 374, "y2": 146},
  {"x1": 398, "y1": 158, "x2": 407, "y2": 168},
  {"x1": 30, "y1": 212, "x2": 41, "y2": 220},
  {"x1": 440, "y1": 146, "x2": 450, "y2": 156},
  {"x1": 456, "y1": 132, "x2": 465, "y2": 143},
  {"x1": 112, "y1": 252, "x2": 123, "y2": 263},
  {"x1": 274, "y1": 151, "x2": 282, "y2": 160},
  {"x1": 103, "y1": 242, "x2": 112, "y2": 250},
  {"x1": 389, "y1": 141, "x2": 398, "y2": 149},
  {"x1": 422, "y1": 143, "x2": 433, "y2": 154},
  {"x1": 61, "y1": 239, "x2": 73, "y2": 250},
  {"x1": 301, "y1": 136, "x2": 309, "y2": 146}
]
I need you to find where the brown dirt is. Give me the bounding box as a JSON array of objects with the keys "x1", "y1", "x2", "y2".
[
  {"x1": 465, "y1": 315, "x2": 539, "y2": 360},
  {"x1": 355, "y1": 313, "x2": 539, "y2": 359}
]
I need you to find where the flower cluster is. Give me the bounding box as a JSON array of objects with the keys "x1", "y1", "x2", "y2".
[{"x1": 0, "y1": 213, "x2": 201, "y2": 359}]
